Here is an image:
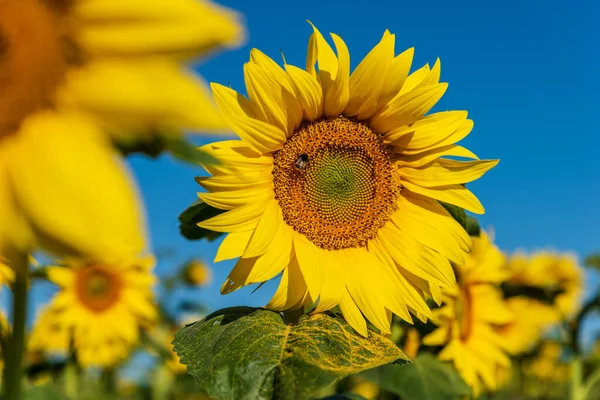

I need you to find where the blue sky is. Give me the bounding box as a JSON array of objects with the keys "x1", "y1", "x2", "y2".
[{"x1": 127, "y1": 0, "x2": 600, "y2": 312}]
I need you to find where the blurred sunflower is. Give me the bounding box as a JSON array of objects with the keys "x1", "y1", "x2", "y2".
[
  {"x1": 507, "y1": 252, "x2": 583, "y2": 319},
  {"x1": 422, "y1": 233, "x2": 513, "y2": 396},
  {"x1": 148, "y1": 325, "x2": 187, "y2": 375},
  {"x1": 29, "y1": 256, "x2": 157, "y2": 367},
  {"x1": 28, "y1": 306, "x2": 71, "y2": 356},
  {"x1": 0, "y1": 0, "x2": 243, "y2": 259},
  {"x1": 495, "y1": 297, "x2": 557, "y2": 355},
  {"x1": 183, "y1": 259, "x2": 212, "y2": 287},
  {"x1": 197, "y1": 24, "x2": 497, "y2": 335}
]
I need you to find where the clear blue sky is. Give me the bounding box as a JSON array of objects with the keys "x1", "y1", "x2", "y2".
[{"x1": 128, "y1": 0, "x2": 600, "y2": 312}]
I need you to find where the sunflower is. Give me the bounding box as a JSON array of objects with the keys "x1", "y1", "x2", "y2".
[
  {"x1": 28, "y1": 256, "x2": 157, "y2": 367},
  {"x1": 495, "y1": 296, "x2": 557, "y2": 355},
  {"x1": 183, "y1": 259, "x2": 212, "y2": 287},
  {"x1": 197, "y1": 24, "x2": 498, "y2": 335},
  {"x1": 0, "y1": 0, "x2": 243, "y2": 259},
  {"x1": 506, "y1": 251, "x2": 583, "y2": 319},
  {"x1": 422, "y1": 233, "x2": 513, "y2": 396}
]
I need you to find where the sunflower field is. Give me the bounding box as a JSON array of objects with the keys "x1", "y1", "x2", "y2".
[{"x1": 0, "y1": 0, "x2": 598, "y2": 399}]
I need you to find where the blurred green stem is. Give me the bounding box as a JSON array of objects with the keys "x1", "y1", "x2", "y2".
[
  {"x1": 569, "y1": 295, "x2": 600, "y2": 400},
  {"x1": 571, "y1": 357, "x2": 584, "y2": 400},
  {"x1": 1, "y1": 252, "x2": 29, "y2": 400}
]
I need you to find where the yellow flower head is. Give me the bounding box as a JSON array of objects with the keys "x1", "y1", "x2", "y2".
[
  {"x1": 149, "y1": 325, "x2": 187, "y2": 375},
  {"x1": 198, "y1": 24, "x2": 498, "y2": 336},
  {"x1": 0, "y1": 0, "x2": 243, "y2": 259},
  {"x1": 507, "y1": 251, "x2": 583, "y2": 319},
  {"x1": 183, "y1": 259, "x2": 213, "y2": 287},
  {"x1": 495, "y1": 296, "x2": 557, "y2": 355},
  {"x1": 29, "y1": 256, "x2": 157, "y2": 367},
  {"x1": 423, "y1": 233, "x2": 513, "y2": 396}
]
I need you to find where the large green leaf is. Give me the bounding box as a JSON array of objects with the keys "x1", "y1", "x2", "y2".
[
  {"x1": 173, "y1": 307, "x2": 408, "y2": 400},
  {"x1": 178, "y1": 200, "x2": 224, "y2": 241},
  {"x1": 440, "y1": 202, "x2": 468, "y2": 233},
  {"x1": 361, "y1": 353, "x2": 471, "y2": 400}
]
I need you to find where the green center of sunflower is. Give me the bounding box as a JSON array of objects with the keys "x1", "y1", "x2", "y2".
[
  {"x1": 0, "y1": 0, "x2": 76, "y2": 138},
  {"x1": 75, "y1": 266, "x2": 122, "y2": 313},
  {"x1": 273, "y1": 116, "x2": 401, "y2": 250}
]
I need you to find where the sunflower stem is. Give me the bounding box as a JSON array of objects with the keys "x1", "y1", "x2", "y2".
[{"x1": 2, "y1": 252, "x2": 29, "y2": 400}]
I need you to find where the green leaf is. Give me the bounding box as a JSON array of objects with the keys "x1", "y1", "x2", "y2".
[
  {"x1": 361, "y1": 353, "x2": 471, "y2": 400},
  {"x1": 173, "y1": 307, "x2": 408, "y2": 400},
  {"x1": 163, "y1": 137, "x2": 219, "y2": 165},
  {"x1": 24, "y1": 386, "x2": 66, "y2": 400},
  {"x1": 585, "y1": 254, "x2": 600, "y2": 269},
  {"x1": 440, "y1": 202, "x2": 468, "y2": 233},
  {"x1": 319, "y1": 394, "x2": 366, "y2": 400},
  {"x1": 465, "y1": 216, "x2": 481, "y2": 237},
  {"x1": 178, "y1": 200, "x2": 224, "y2": 241}
]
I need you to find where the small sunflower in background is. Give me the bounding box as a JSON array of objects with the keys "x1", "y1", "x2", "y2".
[
  {"x1": 29, "y1": 257, "x2": 157, "y2": 367},
  {"x1": 0, "y1": 0, "x2": 244, "y2": 259},
  {"x1": 423, "y1": 232, "x2": 513, "y2": 397},
  {"x1": 182, "y1": 259, "x2": 213, "y2": 287},
  {"x1": 507, "y1": 251, "x2": 584, "y2": 319},
  {"x1": 196, "y1": 23, "x2": 498, "y2": 335},
  {"x1": 495, "y1": 296, "x2": 558, "y2": 355}
]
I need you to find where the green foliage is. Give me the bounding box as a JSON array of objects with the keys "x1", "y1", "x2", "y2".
[
  {"x1": 178, "y1": 200, "x2": 224, "y2": 241},
  {"x1": 173, "y1": 307, "x2": 408, "y2": 400},
  {"x1": 361, "y1": 353, "x2": 471, "y2": 400},
  {"x1": 319, "y1": 394, "x2": 366, "y2": 400},
  {"x1": 115, "y1": 134, "x2": 218, "y2": 165},
  {"x1": 465, "y1": 215, "x2": 481, "y2": 237},
  {"x1": 585, "y1": 254, "x2": 600, "y2": 269},
  {"x1": 440, "y1": 202, "x2": 468, "y2": 232},
  {"x1": 24, "y1": 386, "x2": 66, "y2": 400}
]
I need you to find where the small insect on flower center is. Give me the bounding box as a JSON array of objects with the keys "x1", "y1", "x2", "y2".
[
  {"x1": 75, "y1": 266, "x2": 123, "y2": 313},
  {"x1": 0, "y1": 0, "x2": 75, "y2": 138},
  {"x1": 273, "y1": 116, "x2": 401, "y2": 250}
]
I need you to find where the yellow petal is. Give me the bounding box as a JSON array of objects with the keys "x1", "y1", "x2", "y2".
[
  {"x1": 371, "y1": 83, "x2": 448, "y2": 133},
  {"x1": 0, "y1": 158, "x2": 32, "y2": 252},
  {"x1": 385, "y1": 111, "x2": 468, "y2": 148},
  {"x1": 395, "y1": 144, "x2": 478, "y2": 168},
  {"x1": 214, "y1": 231, "x2": 253, "y2": 262},
  {"x1": 391, "y1": 193, "x2": 471, "y2": 264},
  {"x1": 378, "y1": 223, "x2": 455, "y2": 287},
  {"x1": 8, "y1": 111, "x2": 146, "y2": 259},
  {"x1": 401, "y1": 181, "x2": 485, "y2": 214},
  {"x1": 345, "y1": 31, "x2": 395, "y2": 119},
  {"x1": 307, "y1": 22, "x2": 338, "y2": 91},
  {"x1": 324, "y1": 34, "x2": 350, "y2": 116},
  {"x1": 245, "y1": 52, "x2": 302, "y2": 135},
  {"x1": 313, "y1": 249, "x2": 344, "y2": 313},
  {"x1": 247, "y1": 224, "x2": 293, "y2": 283},
  {"x1": 58, "y1": 60, "x2": 227, "y2": 132},
  {"x1": 243, "y1": 199, "x2": 282, "y2": 257},
  {"x1": 74, "y1": 0, "x2": 244, "y2": 58},
  {"x1": 220, "y1": 257, "x2": 256, "y2": 294},
  {"x1": 198, "y1": 186, "x2": 272, "y2": 211},
  {"x1": 376, "y1": 47, "x2": 414, "y2": 109},
  {"x1": 266, "y1": 255, "x2": 310, "y2": 311},
  {"x1": 339, "y1": 289, "x2": 368, "y2": 336},
  {"x1": 197, "y1": 199, "x2": 270, "y2": 232},
  {"x1": 293, "y1": 232, "x2": 323, "y2": 300},
  {"x1": 196, "y1": 171, "x2": 272, "y2": 192},
  {"x1": 46, "y1": 266, "x2": 75, "y2": 288},
  {"x1": 223, "y1": 113, "x2": 287, "y2": 155},
  {"x1": 285, "y1": 64, "x2": 323, "y2": 121},
  {"x1": 399, "y1": 159, "x2": 499, "y2": 187},
  {"x1": 398, "y1": 64, "x2": 431, "y2": 96}
]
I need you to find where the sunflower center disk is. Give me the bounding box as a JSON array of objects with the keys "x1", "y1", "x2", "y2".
[
  {"x1": 273, "y1": 116, "x2": 401, "y2": 250},
  {"x1": 0, "y1": 0, "x2": 72, "y2": 137},
  {"x1": 75, "y1": 266, "x2": 122, "y2": 313}
]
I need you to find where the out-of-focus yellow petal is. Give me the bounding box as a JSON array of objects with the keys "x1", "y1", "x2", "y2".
[
  {"x1": 74, "y1": 0, "x2": 244, "y2": 58},
  {"x1": 7, "y1": 111, "x2": 146, "y2": 260},
  {"x1": 58, "y1": 60, "x2": 226, "y2": 132}
]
